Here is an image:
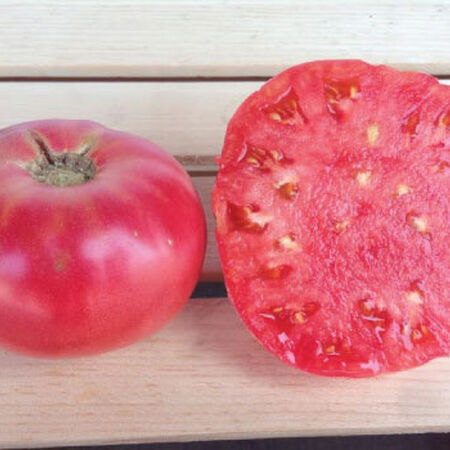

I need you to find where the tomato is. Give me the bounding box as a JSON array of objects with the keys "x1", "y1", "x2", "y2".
[
  {"x1": 0, "y1": 120, "x2": 206, "y2": 357},
  {"x1": 213, "y1": 60, "x2": 450, "y2": 377}
]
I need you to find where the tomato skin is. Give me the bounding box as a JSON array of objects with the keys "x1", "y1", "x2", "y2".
[{"x1": 0, "y1": 120, "x2": 206, "y2": 357}]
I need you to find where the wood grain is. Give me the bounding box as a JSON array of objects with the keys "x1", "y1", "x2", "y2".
[
  {"x1": 0, "y1": 81, "x2": 260, "y2": 160},
  {"x1": 193, "y1": 176, "x2": 220, "y2": 281},
  {"x1": 1, "y1": 299, "x2": 449, "y2": 449},
  {"x1": 0, "y1": 1, "x2": 449, "y2": 77}
]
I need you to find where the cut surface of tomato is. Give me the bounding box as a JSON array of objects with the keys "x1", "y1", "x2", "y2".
[{"x1": 213, "y1": 60, "x2": 450, "y2": 377}]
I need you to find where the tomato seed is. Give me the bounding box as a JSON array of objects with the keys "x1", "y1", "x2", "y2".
[
  {"x1": 275, "y1": 181, "x2": 299, "y2": 200},
  {"x1": 402, "y1": 113, "x2": 420, "y2": 138},
  {"x1": 275, "y1": 233, "x2": 299, "y2": 250},
  {"x1": 367, "y1": 123, "x2": 379, "y2": 146},
  {"x1": 260, "y1": 264, "x2": 293, "y2": 280},
  {"x1": 264, "y1": 88, "x2": 308, "y2": 126},
  {"x1": 227, "y1": 203, "x2": 271, "y2": 233}
]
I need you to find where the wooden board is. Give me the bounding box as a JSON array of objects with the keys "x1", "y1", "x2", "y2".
[
  {"x1": 0, "y1": 81, "x2": 260, "y2": 162},
  {"x1": 0, "y1": 1, "x2": 449, "y2": 77},
  {"x1": 1, "y1": 299, "x2": 450, "y2": 449},
  {"x1": 193, "y1": 176, "x2": 221, "y2": 281}
]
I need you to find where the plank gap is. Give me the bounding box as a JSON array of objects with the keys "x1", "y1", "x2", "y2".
[
  {"x1": 0, "y1": 74, "x2": 449, "y2": 82},
  {"x1": 0, "y1": 76, "x2": 271, "y2": 83},
  {"x1": 191, "y1": 282, "x2": 227, "y2": 299}
]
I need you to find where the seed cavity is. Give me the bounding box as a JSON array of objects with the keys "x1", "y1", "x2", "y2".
[
  {"x1": 228, "y1": 203, "x2": 271, "y2": 233},
  {"x1": 367, "y1": 123, "x2": 379, "y2": 146},
  {"x1": 397, "y1": 184, "x2": 411, "y2": 196},
  {"x1": 241, "y1": 143, "x2": 292, "y2": 171},
  {"x1": 324, "y1": 78, "x2": 360, "y2": 119},
  {"x1": 274, "y1": 180, "x2": 299, "y2": 200},
  {"x1": 406, "y1": 290, "x2": 424, "y2": 305},
  {"x1": 438, "y1": 110, "x2": 450, "y2": 127},
  {"x1": 411, "y1": 325, "x2": 430, "y2": 343},
  {"x1": 260, "y1": 264, "x2": 293, "y2": 280},
  {"x1": 275, "y1": 233, "x2": 299, "y2": 250},
  {"x1": 402, "y1": 322, "x2": 432, "y2": 345},
  {"x1": 325, "y1": 344, "x2": 337, "y2": 355},
  {"x1": 260, "y1": 302, "x2": 320, "y2": 326},
  {"x1": 402, "y1": 112, "x2": 420, "y2": 138},
  {"x1": 335, "y1": 219, "x2": 350, "y2": 233},
  {"x1": 407, "y1": 213, "x2": 428, "y2": 233},
  {"x1": 356, "y1": 171, "x2": 371, "y2": 187},
  {"x1": 293, "y1": 312, "x2": 305, "y2": 324},
  {"x1": 295, "y1": 302, "x2": 320, "y2": 324},
  {"x1": 358, "y1": 299, "x2": 391, "y2": 342},
  {"x1": 264, "y1": 88, "x2": 308, "y2": 126},
  {"x1": 269, "y1": 112, "x2": 281, "y2": 121}
]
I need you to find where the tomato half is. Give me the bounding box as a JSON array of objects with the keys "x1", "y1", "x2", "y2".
[
  {"x1": 213, "y1": 60, "x2": 450, "y2": 377},
  {"x1": 0, "y1": 120, "x2": 206, "y2": 357}
]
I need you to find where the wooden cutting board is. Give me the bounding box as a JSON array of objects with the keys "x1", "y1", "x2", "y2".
[{"x1": 0, "y1": 1, "x2": 450, "y2": 447}]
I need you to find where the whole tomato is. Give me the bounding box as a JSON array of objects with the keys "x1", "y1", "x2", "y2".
[{"x1": 0, "y1": 120, "x2": 206, "y2": 357}]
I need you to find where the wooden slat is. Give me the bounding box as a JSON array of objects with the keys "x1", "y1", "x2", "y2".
[
  {"x1": 193, "y1": 177, "x2": 220, "y2": 281},
  {"x1": 1, "y1": 299, "x2": 449, "y2": 449},
  {"x1": 0, "y1": 1, "x2": 450, "y2": 77},
  {"x1": 0, "y1": 81, "x2": 260, "y2": 160}
]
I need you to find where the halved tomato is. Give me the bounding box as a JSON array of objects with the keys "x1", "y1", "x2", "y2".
[{"x1": 213, "y1": 60, "x2": 450, "y2": 377}]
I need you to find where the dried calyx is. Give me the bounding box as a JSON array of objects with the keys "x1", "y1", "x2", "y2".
[{"x1": 25, "y1": 130, "x2": 96, "y2": 187}]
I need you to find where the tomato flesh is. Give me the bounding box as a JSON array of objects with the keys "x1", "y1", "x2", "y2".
[
  {"x1": 0, "y1": 120, "x2": 206, "y2": 357},
  {"x1": 213, "y1": 60, "x2": 450, "y2": 377}
]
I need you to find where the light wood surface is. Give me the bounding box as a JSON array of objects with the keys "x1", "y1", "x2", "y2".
[
  {"x1": 1, "y1": 0, "x2": 450, "y2": 446},
  {"x1": 0, "y1": 1, "x2": 449, "y2": 77},
  {"x1": 1, "y1": 299, "x2": 449, "y2": 449},
  {"x1": 193, "y1": 176, "x2": 220, "y2": 281},
  {"x1": 0, "y1": 81, "x2": 260, "y2": 160}
]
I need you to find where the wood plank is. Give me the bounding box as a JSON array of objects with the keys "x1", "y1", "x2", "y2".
[
  {"x1": 0, "y1": 1, "x2": 449, "y2": 77},
  {"x1": 193, "y1": 176, "x2": 220, "y2": 281},
  {"x1": 0, "y1": 81, "x2": 260, "y2": 160},
  {"x1": 1, "y1": 298, "x2": 449, "y2": 448}
]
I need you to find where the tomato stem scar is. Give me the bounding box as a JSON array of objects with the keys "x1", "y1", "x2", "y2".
[
  {"x1": 25, "y1": 129, "x2": 96, "y2": 187},
  {"x1": 27, "y1": 129, "x2": 55, "y2": 166}
]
